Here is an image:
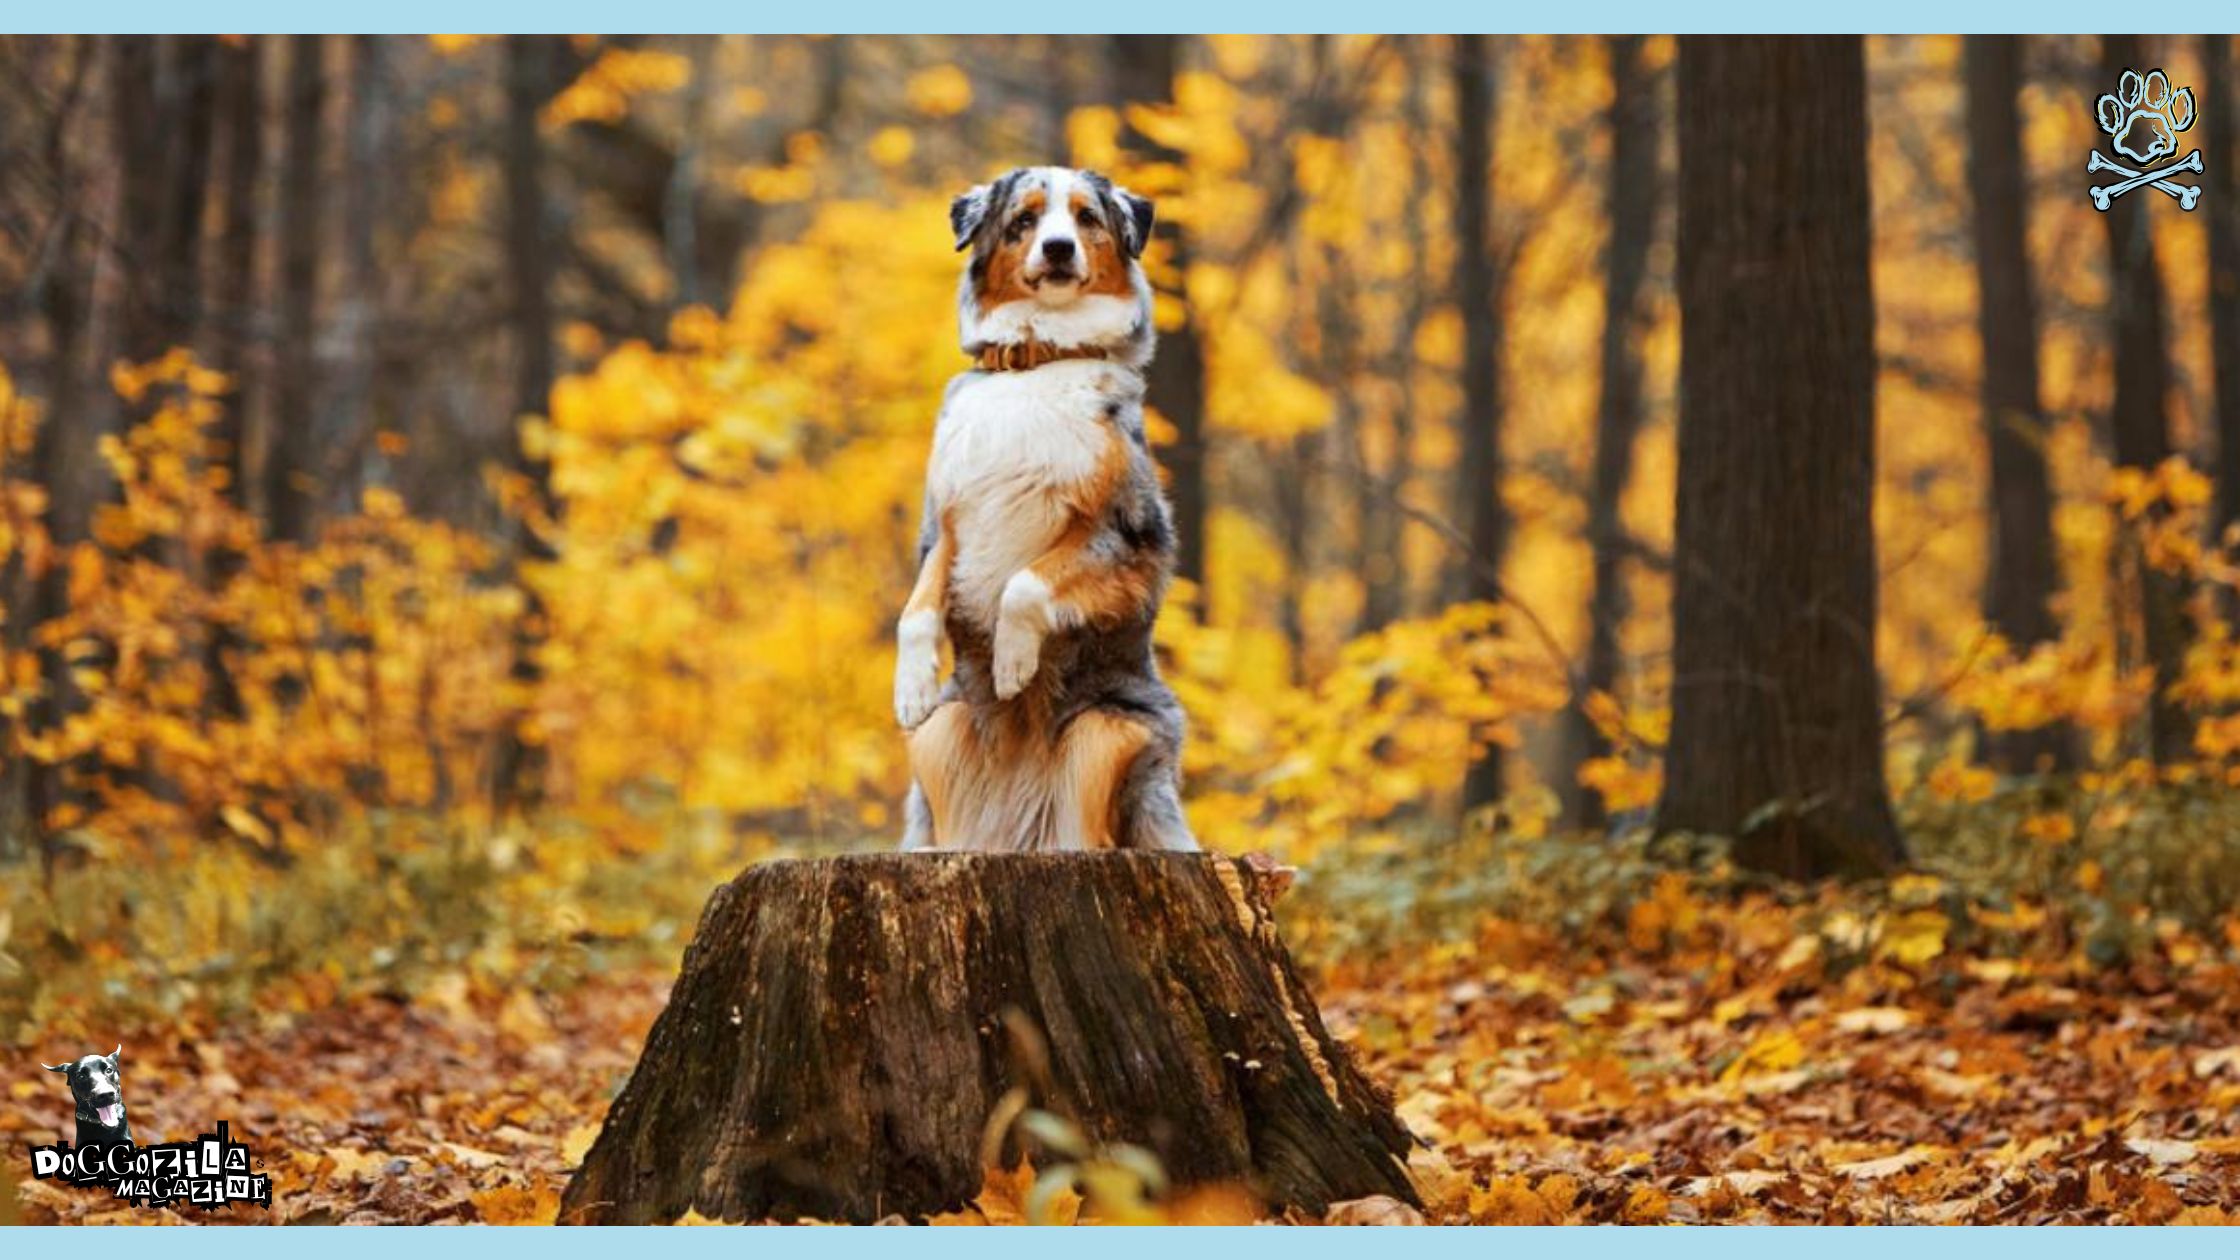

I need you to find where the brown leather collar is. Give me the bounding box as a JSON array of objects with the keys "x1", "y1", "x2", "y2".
[{"x1": 974, "y1": 340, "x2": 1112, "y2": 372}]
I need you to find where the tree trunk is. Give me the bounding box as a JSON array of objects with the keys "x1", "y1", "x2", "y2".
[
  {"x1": 20, "y1": 39, "x2": 103, "y2": 874},
  {"x1": 331, "y1": 35, "x2": 390, "y2": 502},
  {"x1": 1360, "y1": 36, "x2": 1437, "y2": 634},
  {"x1": 1453, "y1": 33, "x2": 1509, "y2": 810},
  {"x1": 26, "y1": 217, "x2": 98, "y2": 878},
  {"x1": 2100, "y1": 33, "x2": 2191, "y2": 765},
  {"x1": 1563, "y1": 33, "x2": 1658, "y2": 827},
  {"x1": 205, "y1": 33, "x2": 263, "y2": 721},
  {"x1": 562, "y1": 852, "x2": 1418, "y2": 1224},
  {"x1": 267, "y1": 34, "x2": 324, "y2": 545},
  {"x1": 109, "y1": 36, "x2": 167, "y2": 365},
  {"x1": 1110, "y1": 36, "x2": 1210, "y2": 611},
  {"x1": 2208, "y1": 37, "x2": 2240, "y2": 571},
  {"x1": 1965, "y1": 35, "x2": 2073, "y2": 773},
  {"x1": 1657, "y1": 36, "x2": 1905, "y2": 880},
  {"x1": 491, "y1": 34, "x2": 562, "y2": 811},
  {"x1": 156, "y1": 35, "x2": 220, "y2": 359}
]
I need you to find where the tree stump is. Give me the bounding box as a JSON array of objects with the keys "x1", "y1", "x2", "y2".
[{"x1": 561, "y1": 851, "x2": 1417, "y2": 1224}]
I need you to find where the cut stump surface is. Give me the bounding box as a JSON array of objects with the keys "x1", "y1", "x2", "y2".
[{"x1": 562, "y1": 851, "x2": 1417, "y2": 1223}]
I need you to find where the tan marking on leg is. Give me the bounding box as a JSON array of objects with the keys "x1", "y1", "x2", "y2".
[
  {"x1": 1057, "y1": 712, "x2": 1152, "y2": 850},
  {"x1": 902, "y1": 507, "x2": 956, "y2": 621},
  {"x1": 906, "y1": 702, "x2": 972, "y2": 847},
  {"x1": 896, "y1": 509, "x2": 956, "y2": 728},
  {"x1": 1016, "y1": 432, "x2": 1160, "y2": 630}
]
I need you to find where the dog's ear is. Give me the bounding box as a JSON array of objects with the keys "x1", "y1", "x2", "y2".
[
  {"x1": 1114, "y1": 186, "x2": 1154, "y2": 259},
  {"x1": 43, "y1": 1062, "x2": 69, "y2": 1073},
  {"x1": 950, "y1": 183, "x2": 993, "y2": 253},
  {"x1": 110, "y1": 1045, "x2": 122, "y2": 1064}
]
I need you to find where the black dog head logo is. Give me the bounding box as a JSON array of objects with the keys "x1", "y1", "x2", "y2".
[
  {"x1": 42, "y1": 1045, "x2": 129, "y2": 1142},
  {"x1": 2097, "y1": 68, "x2": 2196, "y2": 165}
]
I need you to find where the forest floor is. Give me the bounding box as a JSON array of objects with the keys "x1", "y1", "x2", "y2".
[{"x1": 9, "y1": 857, "x2": 2240, "y2": 1225}]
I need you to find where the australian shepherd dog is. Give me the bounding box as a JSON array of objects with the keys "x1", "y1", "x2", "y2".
[{"x1": 895, "y1": 166, "x2": 1196, "y2": 853}]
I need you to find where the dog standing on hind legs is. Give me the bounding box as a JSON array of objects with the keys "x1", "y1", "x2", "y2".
[{"x1": 896, "y1": 166, "x2": 1196, "y2": 854}]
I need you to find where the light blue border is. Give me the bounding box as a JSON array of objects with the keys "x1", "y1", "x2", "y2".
[{"x1": 6, "y1": 12, "x2": 2239, "y2": 34}]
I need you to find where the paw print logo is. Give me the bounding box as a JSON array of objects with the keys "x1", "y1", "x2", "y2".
[
  {"x1": 2087, "y1": 67, "x2": 2203, "y2": 212},
  {"x1": 2098, "y1": 68, "x2": 2195, "y2": 163}
]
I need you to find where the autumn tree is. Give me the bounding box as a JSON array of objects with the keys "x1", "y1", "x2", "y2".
[
  {"x1": 267, "y1": 33, "x2": 324, "y2": 545},
  {"x1": 7, "y1": 37, "x2": 102, "y2": 859},
  {"x1": 492, "y1": 34, "x2": 563, "y2": 809},
  {"x1": 1563, "y1": 33, "x2": 1659, "y2": 826},
  {"x1": 1109, "y1": 35, "x2": 1210, "y2": 607},
  {"x1": 1357, "y1": 37, "x2": 1436, "y2": 634},
  {"x1": 203, "y1": 33, "x2": 263, "y2": 721},
  {"x1": 1964, "y1": 35, "x2": 2070, "y2": 772},
  {"x1": 2100, "y1": 34, "x2": 2190, "y2": 764},
  {"x1": 1657, "y1": 35, "x2": 1904, "y2": 879},
  {"x1": 109, "y1": 36, "x2": 168, "y2": 365},
  {"x1": 2208, "y1": 36, "x2": 2240, "y2": 557},
  {"x1": 1452, "y1": 33, "x2": 1510, "y2": 811},
  {"x1": 156, "y1": 36, "x2": 220, "y2": 359}
]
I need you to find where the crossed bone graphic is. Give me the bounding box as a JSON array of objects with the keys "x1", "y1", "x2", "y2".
[{"x1": 2087, "y1": 148, "x2": 2204, "y2": 211}]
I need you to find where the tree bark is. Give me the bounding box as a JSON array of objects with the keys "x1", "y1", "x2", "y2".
[
  {"x1": 1564, "y1": 33, "x2": 1658, "y2": 826},
  {"x1": 1453, "y1": 34, "x2": 1509, "y2": 810},
  {"x1": 1964, "y1": 35, "x2": 2073, "y2": 773},
  {"x1": 1657, "y1": 36, "x2": 1905, "y2": 880},
  {"x1": 1110, "y1": 36, "x2": 1210, "y2": 611},
  {"x1": 267, "y1": 34, "x2": 324, "y2": 545},
  {"x1": 2100, "y1": 34, "x2": 2191, "y2": 765},
  {"x1": 562, "y1": 852, "x2": 1417, "y2": 1224}
]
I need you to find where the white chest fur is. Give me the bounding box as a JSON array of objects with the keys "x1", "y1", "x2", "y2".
[{"x1": 929, "y1": 362, "x2": 1126, "y2": 626}]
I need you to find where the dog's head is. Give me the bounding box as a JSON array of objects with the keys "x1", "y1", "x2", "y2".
[
  {"x1": 44, "y1": 1046, "x2": 126, "y2": 1132},
  {"x1": 950, "y1": 166, "x2": 1156, "y2": 364}
]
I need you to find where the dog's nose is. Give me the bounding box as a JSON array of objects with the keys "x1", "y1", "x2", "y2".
[{"x1": 1041, "y1": 238, "x2": 1076, "y2": 265}]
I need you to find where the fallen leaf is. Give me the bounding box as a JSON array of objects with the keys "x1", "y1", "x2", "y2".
[
  {"x1": 1834, "y1": 1006, "x2": 1915, "y2": 1035},
  {"x1": 1834, "y1": 1147, "x2": 1938, "y2": 1180},
  {"x1": 1325, "y1": 1195, "x2": 1424, "y2": 1225},
  {"x1": 2124, "y1": 1137, "x2": 2197, "y2": 1166}
]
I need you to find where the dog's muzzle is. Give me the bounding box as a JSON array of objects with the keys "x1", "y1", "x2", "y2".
[{"x1": 1030, "y1": 237, "x2": 1080, "y2": 287}]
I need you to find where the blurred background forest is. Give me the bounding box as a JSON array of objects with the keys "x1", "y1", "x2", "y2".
[{"x1": 6, "y1": 34, "x2": 2240, "y2": 1225}]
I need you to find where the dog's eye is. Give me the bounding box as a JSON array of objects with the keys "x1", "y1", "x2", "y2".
[
  {"x1": 1006, "y1": 212, "x2": 1034, "y2": 238},
  {"x1": 1075, "y1": 208, "x2": 1099, "y2": 230}
]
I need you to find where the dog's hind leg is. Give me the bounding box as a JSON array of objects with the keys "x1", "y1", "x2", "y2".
[
  {"x1": 903, "y1": 701, "x2": 971, "y2": 849},
  {"x1": 900, "y1": 782, "x2": 936, "y2": 851},
  {"x1": 1052, "y1": 708, "x2": 1204, "y2": 851},
  {"x1": 1113, "y1": 724, "x2": 1197, "y2": 851}
]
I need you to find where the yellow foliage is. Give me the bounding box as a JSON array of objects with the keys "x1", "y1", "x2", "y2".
[
  {"x1": 541, "y1": 48, "x2": 692, "y2": 130},
  {"x1": 904, "y1": 64, "x2": 973, "y2": 118}
]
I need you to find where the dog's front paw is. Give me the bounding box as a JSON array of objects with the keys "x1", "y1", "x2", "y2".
[
  {"x1": 992, "y1": 619, "x2": 1044, "y2": 700},
  {"x1": 993, "y1": 572, "x2": 1054, "y2": 700},
  {"x1": 894, "y1": 612, "x2": 943, "y2": 728}
]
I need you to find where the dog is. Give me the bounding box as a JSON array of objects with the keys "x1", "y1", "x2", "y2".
[
  {"x1": 42, "y1": 1046, "x2": 132, "y2": 1146},
  {"x1": 895, "y1": 165, "x2": 1197, "y2": 854}
]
